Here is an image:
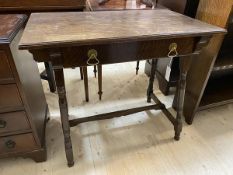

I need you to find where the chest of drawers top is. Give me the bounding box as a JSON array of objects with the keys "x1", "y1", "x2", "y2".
[
  {"x1": 0, "y1": 0, "x2": 85, "y2": 12},
  {"x1": 0, "y1": 15, "x2": 26, "y2": 44}
]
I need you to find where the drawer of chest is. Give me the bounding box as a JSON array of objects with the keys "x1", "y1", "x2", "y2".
[
  {"x1": 0, "y1": 111, "x2": 30, "y2": 135},
  {"x1": 0, "y1": 133, "x2": 37, "y2": 154},
  {"x1": 0, "y1": 50, "x2": 14, "y2": 82},
  {"x1": 0, "y1": 84, "x2": 23, "y2": 110}
]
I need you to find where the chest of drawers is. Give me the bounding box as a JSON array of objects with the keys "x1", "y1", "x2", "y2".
[{"x1": 0, "y1": 14, "x2": 48, "y2": 162}]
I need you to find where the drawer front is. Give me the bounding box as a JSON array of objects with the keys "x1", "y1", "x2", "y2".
[
  {"x1": 60, "y1": 37, "x2": 195, "y2": 67},
  {"x1": 0, "y1": 111, "x2": 30, "y2": 135},
  {"x1": 0, "y1": 133, "x2": 37, "y2": 154},
  {"x1": 0, "y1": 84, "x2": 22, "y2": 109},
  {"x1": 0, "y1": 51, "x2": 14, "y2": 81}
]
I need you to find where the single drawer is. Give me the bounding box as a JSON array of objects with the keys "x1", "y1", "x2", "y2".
[
  {"x1": 61, "y1": 37, "x2": 194, "y2": 67},
  {"x1": 0, "y1": 133, "x2": 37, "y2": 154},
  {"x1": 0, "y1": 84, "x2": 22, "y2": 109},
  {"x1": 0, "y1": 51, "x2": 14, "y2": 81},
  {"x1": 0, "y1": 111, "x2": 30, "y2": 135}
]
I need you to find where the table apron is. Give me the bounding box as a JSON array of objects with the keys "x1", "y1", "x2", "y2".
[{"x1": 31, "y1": 37, "x2": 196, "y2": 67}]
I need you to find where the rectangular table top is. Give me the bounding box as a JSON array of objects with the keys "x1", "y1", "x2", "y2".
[{"x1": 19, "y1": 9, "x2": 225, "y2": 50}]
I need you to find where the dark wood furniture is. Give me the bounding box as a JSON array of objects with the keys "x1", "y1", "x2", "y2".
[
  {"x1": 0, "y1": 14, "x2": 48, "y2": 162},
  {"x1": 183, "y1": 0, "x2": 233, "y2": 124},
  {"x1": 19, "y1": 10, "x2": 225, "y2": 167},
  {"x1": 144, "y1": 0, "x2": 200, "y2": 95}
]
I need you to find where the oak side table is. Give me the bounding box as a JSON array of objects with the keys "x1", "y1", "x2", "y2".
[{"x1": 19, "y1": 10, "x2": 225, "y2": 167}]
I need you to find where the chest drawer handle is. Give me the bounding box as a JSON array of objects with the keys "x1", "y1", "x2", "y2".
[
  {"x1": 0, "y1": 119, "x2": 7, "y2": 128},
  {"x1": 5, "y1": 140, "x2": 16, "y2": 149},
  {"x1": 87, "y1": 49, "x2": 100, "y2": 66}
]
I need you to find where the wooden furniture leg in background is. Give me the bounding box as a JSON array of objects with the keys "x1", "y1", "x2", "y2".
[
  {"x1": 136, "y1": 61, "x2": 140, "y2": 75},
  {"x1": 51, "y1": 53, "x2": 74, "y2": 167},
  {"x1": 80, "y1": 66, "x2": 103, "y2": 102},
  {"x1": 97, "y1": 65, "x2": 103, "y2": 100},
  {"x1": 93, "y1": 65, "x2": 97, "y2": 78},
  {"x1": 41, "y1": 64, "x2": 90, "y2": 102},
  {"x1": 82, "y1": 67, "x2": 89, "y2": 102},
  {"x1": 40, "y1": 62, "x2": 56, "y2": 93},
  {"x1": 79, "y1": 67, "x2": 84, "y2": 80},
  {"x1": 147, "y1": 59, "x2": 157, "y2": 103}
]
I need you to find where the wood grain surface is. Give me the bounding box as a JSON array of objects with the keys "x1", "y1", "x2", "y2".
[
  {"x1": 0, "y1": 14, "x2": 26, "y2": 43},
  {"x1": 19, "y1": 9, "x2": 225, "y2": 49},
  {"x1": 0, "y1": 0, "x2": 85, "y2": 11}
]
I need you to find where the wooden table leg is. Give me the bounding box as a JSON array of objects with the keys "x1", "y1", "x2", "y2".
[
  {"x1": 83, "y1": 67, "x2": 89, "y2": 102},
  {"x1": 97, "y1": 65, "x2": 103, "y2": 100},
  {"x1": 50, "y1": 53, "x2": 74, "y2": 167},
  {"x1": 147, "y1": 59, "x2": 157, "y2": 103},
  {"x1": 54, "y1": 67, "x2": 74, "y2": 167},
  {"x1": 174, "y1": 56, "x2": 192, "y2": 140}
]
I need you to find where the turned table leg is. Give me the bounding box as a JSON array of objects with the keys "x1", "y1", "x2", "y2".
[
  {"x1": 147, "y1": 59, "x2": 157, "y2": 103},
  {"x1": 50, "y1": 53, "x2": 74, "y2": 167},
  {"x1": 174, "y1": 56, "x2": 192, "y2": 140},
  {"x1": 97, "y1": 65, "x2": 103, "y2": 100},
  {"x1": 53, "y1": 67, "x2": 74, "y2": 167}
]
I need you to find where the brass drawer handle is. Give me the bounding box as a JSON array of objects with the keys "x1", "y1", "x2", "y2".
[
  {"x1": 168, "y1": 43, "x2": 178, "y2": 58},
  {"x1": 5, "y1": 140, "x2": 16, "y2": 149},
  {"x1": 87, "y1": 49, "x2": 100, "y2": 66},
  {"x1": 0, "y1": 119, "x2": 7, "y2": 128}
]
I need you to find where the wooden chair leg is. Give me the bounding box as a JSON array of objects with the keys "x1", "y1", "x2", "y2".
[
  {"x1": 80, "y1": 67, "x2": 83, "y2": 80},
  {"x1": 136, "y1": 61, "x2": 140, "y2": 75},
  {"x1": 97, "y1": 65, "x2": 103, "y2": 100},
  {"x1": 93, "y1": 65, "x2": 97, "y2": 78},
  {"x1": 82, "y1": 67, "x2": 89, "y2": 102}
]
